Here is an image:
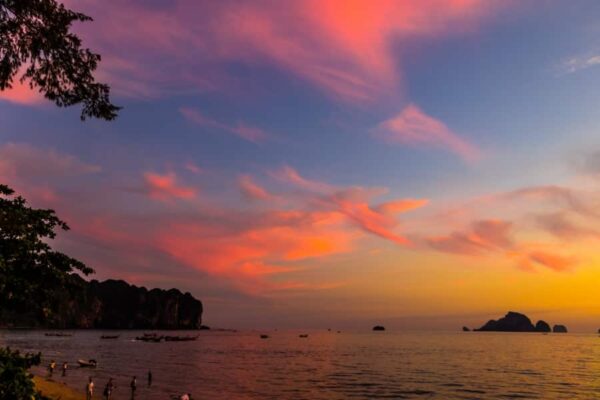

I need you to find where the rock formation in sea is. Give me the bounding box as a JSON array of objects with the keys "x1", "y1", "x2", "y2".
[
  {"x1": 475, "y1": 311, "x2": 535, "y2": 332},
  {"x1": 552, "y1": 324, "x2": 568, "y2": 333},
  {"x1": 0, "y1": 276, "x2": 202, "y2": 329},
  {"x1": 462, "y1": 326, "x2": 470, "y2": 332},
  {"x1": 534, "y1": 320, "x2": 551, "y2": 333},
  {"x1": 372, "y1": 325, "x2": 386, "y2": 331},
  {"x1": 474, "y1": 312, "x2": 568, "y2": 333}
]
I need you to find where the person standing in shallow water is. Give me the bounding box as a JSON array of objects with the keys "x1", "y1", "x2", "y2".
[
  {"x1": 130, "y1": 376, "x2": 137, "y2": 398},
  {"x1": 103, "y1": 378, "x2": 115, "y2": 399},
  {"x1": 86, "y1": 377, "x2": 94, "y2": 400},
  {"x1": 147, "y1": 370, "x2": 152, "y2": 387},
  {"x1": 62, "y1": 361, "x2": 68, "y2": 377},
  {"x1": 48, "y1": 360, "x2": 56, "y2": 377}
]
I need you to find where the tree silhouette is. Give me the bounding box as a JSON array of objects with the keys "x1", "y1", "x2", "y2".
[
  {"x1": 0, "y1": 184, "x2": 92, "y2": 398},
  {"x1": 0, "y1": 0, "x2": 120, "y2": 120},
  {"x1": 0, "y1": 184, "x2": 93, "y2": 323}
]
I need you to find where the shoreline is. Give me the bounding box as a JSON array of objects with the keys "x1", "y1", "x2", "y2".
[{"x1": 34, "y1": 376, "x2": 84, "y2": 400}]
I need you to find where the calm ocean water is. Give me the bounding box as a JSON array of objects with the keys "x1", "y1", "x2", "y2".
[{"x1": 1, "y1": 330, "x2": 600, "y2": 399}]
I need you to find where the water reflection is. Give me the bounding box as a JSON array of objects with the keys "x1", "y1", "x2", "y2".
[{"x1": 2, "y1": 330, "x2": 600, "y2": 399}]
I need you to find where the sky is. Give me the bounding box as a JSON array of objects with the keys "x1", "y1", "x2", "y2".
[{"x1": 2, "y1": 0, "x2": 600, "y2": 331}]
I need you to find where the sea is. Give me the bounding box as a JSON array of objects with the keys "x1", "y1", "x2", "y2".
[{"x1": 1, "y1": 329, "x2": 599, "y2": 399}]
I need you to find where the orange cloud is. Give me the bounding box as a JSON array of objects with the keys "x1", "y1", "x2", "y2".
[
  {"x1": 143, "y1": 171, "x2": 196, "y2": 200},
  {"x1": 526, "y1": 251, "x2": 577, "y2": 272},
  {"x1": 156, "y1": 211, "x2": 355, "y2": 293},
  {"x1": 374, "y1": 104, "x2": 481, "y2": 162},
  {"x1": 376, "y1": 198, "x2": 429, "y2": 215},
  {"x1": 180, "y1": 107, "x2": 268, "y2": 143}
]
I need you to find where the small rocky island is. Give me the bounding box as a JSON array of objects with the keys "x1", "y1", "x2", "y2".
[
  {"x1": 474, "y1": 311, "x2": 567, "y2": 333},
  {"x1": 553, "y1": 324, "x2": 568, "y2": 333},
  {"x1": 0, "y1": 277, "x2": 203, "y2": 329}
]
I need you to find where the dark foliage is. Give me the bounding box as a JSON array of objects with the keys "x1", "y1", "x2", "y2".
[
  {"x1": 0, "y1": 348, "x2": 48, "y2": 399},
  {"x1": 0, "y1": 0, "x2": 120, "y2": 120},
  {"x1": 0, "y1": 184, "x2": 93, "y2": 325}
]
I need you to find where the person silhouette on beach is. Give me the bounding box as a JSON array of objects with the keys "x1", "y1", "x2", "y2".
[
  {"x1": 62, "y1": 361, "x2": 68, "y2": 376},
  {"x1": 86, "y1": 377, "x2": 94, "y2": 400},
  {"x1": 103, "y1": 378, "x2": 115, "y2": 399},
  {"x1": 130, "y1": 376, "x2": 137, "y2": 398},
  {"x1": 48, "y1": 360, "x2": 56, "y2": 377}
]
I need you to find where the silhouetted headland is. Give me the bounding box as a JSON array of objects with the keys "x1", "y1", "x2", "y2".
[
  {"x1": 474, "y1": 311, "x2": 567, "y2": 333},
  {"x1": 0, "y1": 277, "x2": 202, "y2": 329}
]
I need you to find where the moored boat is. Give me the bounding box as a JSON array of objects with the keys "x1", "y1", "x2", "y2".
[{"x1": 77, "y1": 359, "x2": 97, "y2": 368}]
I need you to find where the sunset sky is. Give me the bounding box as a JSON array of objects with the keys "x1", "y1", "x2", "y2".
[{"x1": 2, "y1": 0, "x2": 600, "y2": 330}]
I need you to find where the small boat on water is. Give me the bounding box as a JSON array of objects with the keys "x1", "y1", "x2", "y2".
[
  {"x1": 299, "y1": 334, "x2": 309, "y2": 338},
  {"x1": 100, "y1": 335, "x2": 120, "y2": 339},
  {"x1": 136, "y1": 333, "x2": 164, "y2": 342},
  {"x1": 164, "y1": 335, "x2": 199, "y2": 342},
  {"x1": 45, "y1": 332, "x2": 72, "y2": 337},
  {"x1": 77, "y1": 359, "x2": 97, "y2": 368},
  {"x1": 260, "y1": 334, "x2": 269, "y2": 339}
]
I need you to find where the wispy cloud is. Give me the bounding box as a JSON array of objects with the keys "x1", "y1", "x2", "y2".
[
  {"x1": 143, "y1": 171, "x2": 197, "y2": 201},
  {"x1": 373, "y1": 104, "x2": 481, "y2": 162},
  {"x1": 180, "y1": 107, "x2": 268, "y2": 143},
  {"x1": 559, "y1": 53, "x2": 600, "y2": 74},
  {"x1": 57, "y1": 0, "x2": 504, "y2": 104},
  {"x1": 238, "y1": 174, "x2": 275, "y2": 201}
]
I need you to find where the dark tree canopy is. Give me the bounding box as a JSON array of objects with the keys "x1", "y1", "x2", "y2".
[
  {"x1": 0, "y1": 348, "x2": 48, "y2": 400},
  {"x1": 0, "y1": 184, "x2": 93, "y2": 324},
  {"x1": 0, "y1": 0, "x2": 120, "y2": 120}
]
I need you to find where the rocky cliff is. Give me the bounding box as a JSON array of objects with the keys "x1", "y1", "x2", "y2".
[{"x1": 0, "y1": 276, "x2": 202, "y2": 329}]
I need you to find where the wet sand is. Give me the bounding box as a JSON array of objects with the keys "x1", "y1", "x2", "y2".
[{"x1": 34, "y1": 376, "x2": 84, "y2": 400}]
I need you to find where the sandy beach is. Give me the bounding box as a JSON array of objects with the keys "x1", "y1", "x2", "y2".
[{"x1": 34, "y1": 376, "x2": 84, "y2": 400}]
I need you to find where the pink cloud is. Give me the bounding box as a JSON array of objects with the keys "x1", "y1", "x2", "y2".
[
  {"x1": 0, "y1": 142, "x2": 101, "y2": 179},
  {"x1": 180, "y1": 107, "x2": 268, "y2": 143},
  {"x1": 374, "y1": 104, "x2": 481, "y2": 162},
  {"x1": 143, "y1": 171, "x2": 196, "y2": 201},
  {"x1": 185, "y1": 162, "x2": 203, "y2": 174},
  {"x1": 424, "y1": 217, "x2": 580, "y2": 273},
  {"x1": 269, "y1": 165, "x2": 334, "y2": 193},
  {"x1": 0, "y1": 142, "x2": 101, "y2": 206},
  {"x1": 426, "y1": 219, "x2": 514, "y2": 255},
  {"x1": 66, "y1": 0, "x2": 502, "y2": 103},
  {"x1": 0, "y1": 80, "x2": 44, "y2": 105},
  {"x1": 238, "y1": 175, "x2": 274, "y2": 201}
]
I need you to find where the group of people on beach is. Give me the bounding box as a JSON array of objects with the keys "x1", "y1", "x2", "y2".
[
  {"x1": 85, "y1": 372, "x2": 147, "y2": 399},
  {"x1": 47, "y1": 359, "x2": 68, "y2": 377},
  {"x1": 83, "y1": 370, "x2": 192, "y2": 399},
  {"x1": 48, "y1": 361, "x2": 191, "y2": 399}
]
